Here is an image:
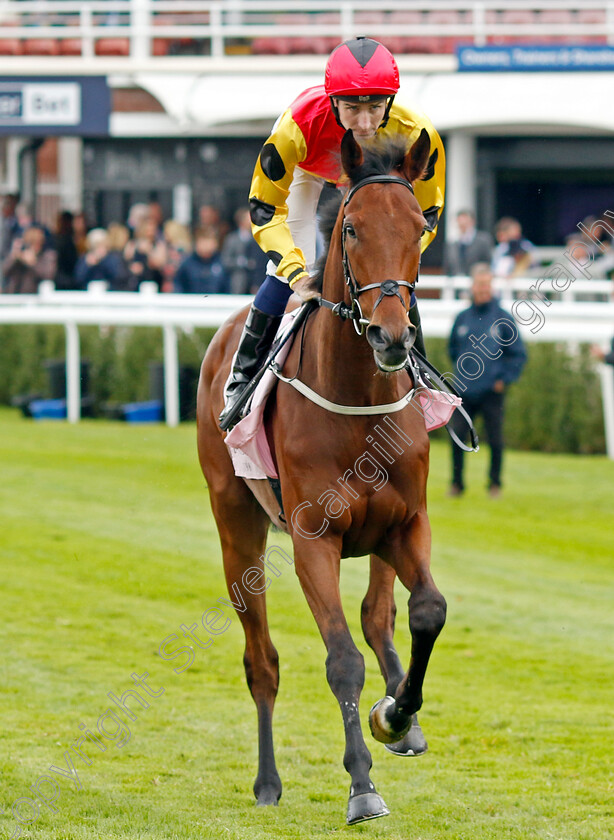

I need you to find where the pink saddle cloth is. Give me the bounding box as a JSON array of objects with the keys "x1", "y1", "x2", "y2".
[
  {"x1": 225, "y1": 311, "x2": 298, "y2": 480},
  {"x1": 225, "y1": 313, "x2": 461, "y2": 480},
  {"x1": 418, "y1": 389, "x2": 462, "y2": 432}
]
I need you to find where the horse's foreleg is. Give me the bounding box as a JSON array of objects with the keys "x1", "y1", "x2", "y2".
[
  {"x1": 294, "y1": 540, "x2": 389, "y2": 824},
  {"x1": 369, "y1": 511, "x2": 446, "y2": 746},
  {"x1": 362, "y1": 555, "x2": 428, "y2": 757}
]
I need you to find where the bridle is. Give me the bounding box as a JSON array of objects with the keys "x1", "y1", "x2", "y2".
[{"x1": 320, "y1": 174, "x2": 421, "y2": 335}]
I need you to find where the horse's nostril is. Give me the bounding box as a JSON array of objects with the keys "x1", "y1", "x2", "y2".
[
  {"x1": 366, "y1": 325, "x2": 389, "y2": 351},
  {"x1": 403, "y1": 325, "x2": 417, "y2": 349}
]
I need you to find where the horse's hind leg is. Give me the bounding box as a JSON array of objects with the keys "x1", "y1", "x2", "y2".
[
  {"x1": 368, "y1": 511, "x2": 446, "y2": 746},
  {"x1": 198, "y1": 332, "x2": 281, "y2": 805},
  {"x1": 223, "y1": 543, "x2": 282, "y2": 805},
  {"x1": 208, "y1": 475, "x2": 282, "y2": 806},
  {"x1": 361, "y1": 555, "x2": 428, "y2": 756}
]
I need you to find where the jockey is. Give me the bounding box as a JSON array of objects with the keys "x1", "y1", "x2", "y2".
[{"x1": 219, "y1": 36, "x2": 445, "y2": 430}]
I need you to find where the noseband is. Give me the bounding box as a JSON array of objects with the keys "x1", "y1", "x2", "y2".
[{"x1": 320, "y1": 174, "x2": 420, "y2": 335}]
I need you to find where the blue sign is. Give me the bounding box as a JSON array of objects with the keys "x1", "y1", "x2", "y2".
[
  {"x1": 0, "y1": 76, "x2": 110, "y2": 135},
  {"x1": 457, "y1": 45, "x2": 614, "y2": 72}
]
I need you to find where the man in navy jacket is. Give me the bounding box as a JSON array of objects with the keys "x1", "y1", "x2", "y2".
[
  {"x1": 448, "y1": 263, "x2": 527, "y2": 497},
  {"x1": 173, "y1": 227, "x2": 229, "y2": 294}
]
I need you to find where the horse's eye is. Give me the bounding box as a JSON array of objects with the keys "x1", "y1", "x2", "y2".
[{"x1": 344, "y1": 223, "x2": 357, "y2": 239}]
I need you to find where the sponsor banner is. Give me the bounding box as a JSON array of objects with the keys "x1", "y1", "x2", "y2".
[
  {"x1": 457, "y1": 45, "x2": 614, "y2": 72},
  {"x1": 0, "y1": 76, "x2": 110, "y2": 135}
]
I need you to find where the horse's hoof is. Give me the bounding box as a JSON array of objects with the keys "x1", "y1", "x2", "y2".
[
  {"x1": 255, "y1": 788, "x2": 280, "y2": 807},
  {"x1": 369, "y1": 696, "x2": 411, "y2": 745},
  {"x1": 385, "y1": 714, "x2": 428, "y2": 757},
  {"x1": 254, "y1": 781, "x2": 281, "y2": 806},
  {"x1": 346, "y1": 792, "x2": 390, "y2": 825}
]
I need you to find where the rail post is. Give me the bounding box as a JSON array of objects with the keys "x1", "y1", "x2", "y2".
[
  {"x1": 163, "y1": 324, "x2": 180, "y2": 427},
  {"x1": 599, "y1": 363, "x2": 614, "y2": 459},
  {"x1": 64, "y1": 322, "x2": 81, "y2": 424}
]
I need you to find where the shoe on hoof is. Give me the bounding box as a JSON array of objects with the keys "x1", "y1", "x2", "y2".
[
  {"x1": 369, "y1": 696, "x2": 410, "y2": 744},
  {"x1": 346, "y1": 792, "x2": 390, "y2": 825},
  {"x1": 385, "y1": 715, "x2": 428, "y2": 757}
]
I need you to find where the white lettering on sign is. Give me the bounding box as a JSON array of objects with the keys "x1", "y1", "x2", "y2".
[
  {"x1": 22, "y1": 84, "x2": 81, "y2": 125},
  {"x1": 0, "y1": 93, "x2": 22, "y2": 118}
]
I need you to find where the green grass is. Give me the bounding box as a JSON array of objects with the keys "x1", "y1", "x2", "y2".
[{"x1": 0, "y1": 406, "x2": 612, "y2": 840}]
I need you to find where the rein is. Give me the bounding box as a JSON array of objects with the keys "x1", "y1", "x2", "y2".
[{"x1": 319, "y1": 174, "x2": 418, "y2": 335}]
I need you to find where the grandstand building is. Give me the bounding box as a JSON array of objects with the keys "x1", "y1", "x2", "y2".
[{"x1": 1, "y1": 1, "x2": 613, "y2": 267}]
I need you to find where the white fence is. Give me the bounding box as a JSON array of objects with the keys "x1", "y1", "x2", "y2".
[
  {"x1": 1, "y1": 277, "x2": 613, "y2": 457},
  {"x1": 0, "y1": 0, "x2": 612, "y2": 63}
]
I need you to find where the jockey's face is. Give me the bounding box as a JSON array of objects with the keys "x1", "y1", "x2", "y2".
[{"x1": 334, "y1": 98, "x2": 387, "y2": 139}]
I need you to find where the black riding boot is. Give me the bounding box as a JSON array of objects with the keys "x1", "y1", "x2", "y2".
[
  {"x1": 409, "y1": 300, "x2": 427, "y2": 359},
  {"x1": 219, "y1": 304, "x2": 282, "y2": 431}
]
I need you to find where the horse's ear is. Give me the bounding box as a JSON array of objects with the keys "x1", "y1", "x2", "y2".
[
  {"x1": 341, "y1": 130, "x2": 363, "y2": 177},
  {"x1": 402, "y1": 128, "x2": 431, "y2": 184}
]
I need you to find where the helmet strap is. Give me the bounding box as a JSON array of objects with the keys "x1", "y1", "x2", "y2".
[
  {"x1": 380, "y1": 95, "x2": 395, "y2": 129},
  {"x1": 329, "y1": 96, "x2": 343, "y2": 128}
]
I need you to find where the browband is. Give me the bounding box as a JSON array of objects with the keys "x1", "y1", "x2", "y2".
[{"x1": 343, "y1": 174, "x2": 414, "y2": 207}]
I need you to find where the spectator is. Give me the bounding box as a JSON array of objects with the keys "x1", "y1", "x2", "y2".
[
  {"x1": 106, "y1": 222, "x2": 132, "y2": 290},
  {"x1": 13, "y1": 202, "x2": 35, "y2": 239},
  {"x1": 447, "y1": 263, "x2": 527, "y2": 498},
  {"x1": 107, "y1": 221, "x2": 131, "y2": 254},
  {"x1": 491, "y1": 216, "x2": 535, "y2": 279},
  {"x1": 124, "y1": 216, "x2": 167, "y2": 290},
  {"x1": 74, "y1": 228, "x2": 130, "y2": 290},
  {"x1": 162, "y1": 220, "x2": 192, "y2": 293},
  {"x1": 594, "y1": 246, "x2": 614, "y2": 280},
  {"x1": 222, "y1": 206, "x2": 268, "y2": 294},
  {"x1": 583, "y1": 230, "x2": 614, "y2": 280},
  {"x1": 173, "y1": 226, "x2": 229, "y2": 294},
  {"x1": 443, "y1": 209, "x2": 493, "y2": 277},
  {"x1": 591, "y1": 337, "x2": 614, "y2": 366},
  {"x1": 197, "y1": 204, "x2": 229, "y2": 244},
  {"x1": 2, "y1": 225, "x2": 57, "y2": 294},
  {"x1": 1, "y1": 193, "x2": 19, "y2": 261},
  {"x1": 578, "y1": 212, "x2": 614, "y2": 256},
  {"x1": 72, "y1": 211, "x2": 90, "y2": 256},
  {"x1": 54, "y1": 210, "x2": 80, "y2": 289},
  {"x1": 147, "y1": 201, "x2": 165, "y2": 239},
  {"x1": 126, "y1": 202, "x2": 150, "y2": 237}
]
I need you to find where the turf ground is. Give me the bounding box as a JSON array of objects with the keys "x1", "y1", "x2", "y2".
[{"x1": 0, "y1": 407, "x2": 612, "y2": 840}]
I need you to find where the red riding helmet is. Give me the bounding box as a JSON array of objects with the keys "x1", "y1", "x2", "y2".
[{"x1": 325, "y1": 37, "x2": 400, "y2": 98}]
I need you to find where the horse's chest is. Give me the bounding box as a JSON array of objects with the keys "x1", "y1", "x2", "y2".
[{"x1": 343, "y1": 483, "x2": 418, "y2": 554}]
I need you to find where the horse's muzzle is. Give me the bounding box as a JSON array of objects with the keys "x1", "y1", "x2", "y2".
[{"x1": 366, "y1": 323, "x2": 416, "y2": 372}]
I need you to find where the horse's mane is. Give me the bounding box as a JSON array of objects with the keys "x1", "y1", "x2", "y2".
[{"x1": 310, "y1": 136, "x2": 409, "y2": 292}]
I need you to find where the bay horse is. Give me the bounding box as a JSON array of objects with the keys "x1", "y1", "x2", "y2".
[{"x1": 196, "y1": 129, "x2": 447, "y2": 824}]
